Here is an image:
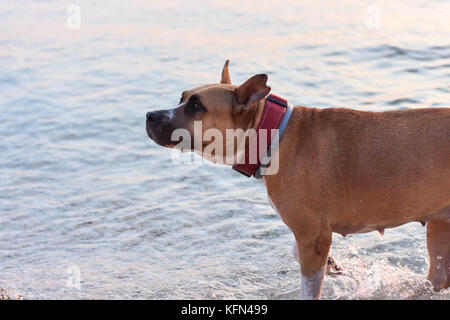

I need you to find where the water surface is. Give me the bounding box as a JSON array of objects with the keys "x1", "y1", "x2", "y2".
[{"x1": 0, "y1": 0, "x2": 449, "y2": 299}]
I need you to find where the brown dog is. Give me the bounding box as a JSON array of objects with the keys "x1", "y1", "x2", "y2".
[{"x1": 146, "y1": 61, "x2": 450, "y2": 299}]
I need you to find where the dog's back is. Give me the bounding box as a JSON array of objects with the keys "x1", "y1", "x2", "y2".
[{"x1": 281, "y1": 106, "x2": 450, "y2": 227}]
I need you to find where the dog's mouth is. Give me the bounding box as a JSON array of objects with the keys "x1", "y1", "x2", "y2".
[
  {"x1": 146, "y1": 124, "x2": 175, "y2": 148},
  {"x1": 146, "y1": 109, "x2": 197, "y2": 151},
  {"x1": 147, "y1": 116, "x2": 190, "y2": 149}
]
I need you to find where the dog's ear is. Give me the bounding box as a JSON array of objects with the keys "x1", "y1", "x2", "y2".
[
  {"x1": 234, "y1": 74, "x2": 271, "y2": 108},
  {"x1": 220, "y1": 60, "x2": 231, "y2": 84}
]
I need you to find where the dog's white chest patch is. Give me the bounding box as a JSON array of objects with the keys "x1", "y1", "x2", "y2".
[
  {"x1": 263, "y1": 178, "x2": 280, "y2": 216},
  {"x1": 263, "y1": 178, "x2": 299, "y2": 265},
  {"x1": 267, "y1": 195, "x2": 279, "y2": 215}
]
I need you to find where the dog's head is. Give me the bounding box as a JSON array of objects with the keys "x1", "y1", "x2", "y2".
[{"x1": 146, "y1": 60, "x2": 271, "y2": 163}]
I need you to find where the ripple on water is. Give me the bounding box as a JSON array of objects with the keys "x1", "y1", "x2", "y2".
[{"x1": 0, "y1": 0, "x2": 449, "y2": 299}]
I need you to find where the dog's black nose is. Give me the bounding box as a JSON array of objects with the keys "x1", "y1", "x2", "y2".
[
  {"x1": 147, "y1": 110, "x2": 164, "y2": 122},
  {"x1": 146, "y1": 111, "x2": 155, "y2": 121}
]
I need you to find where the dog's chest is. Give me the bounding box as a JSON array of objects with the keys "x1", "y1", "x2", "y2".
[
  {"x1": 263, "y1": 177, "x2": 280, "y2": 216},
  {"x1": 267, "y1": 194, "x2": 280, "y2": 216}
]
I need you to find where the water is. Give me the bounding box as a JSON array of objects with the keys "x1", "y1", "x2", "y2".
[{"x1": 0, "y1": 0, "x2": 449, "y2": 299}]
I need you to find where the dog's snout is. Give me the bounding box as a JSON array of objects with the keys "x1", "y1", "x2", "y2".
[{"x1": 146, "y1": 109, "x2": 177, "y2": 147}]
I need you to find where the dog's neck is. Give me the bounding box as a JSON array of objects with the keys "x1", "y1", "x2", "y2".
[{"x1": 232, "y1": 95, "x2": 293, "y2": 177}]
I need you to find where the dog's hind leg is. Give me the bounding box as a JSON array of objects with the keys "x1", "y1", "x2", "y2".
[{"x1": 426, "y1": 218, "x2": 450, "y2": 290}]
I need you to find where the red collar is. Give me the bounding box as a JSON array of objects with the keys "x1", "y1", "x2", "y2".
[{"x1": 232, "y1": 94, "x2": 289, "y2": 178}]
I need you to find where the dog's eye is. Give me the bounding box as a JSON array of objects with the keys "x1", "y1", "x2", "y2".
[
  {"x1": 184, "y1": 95, "x2": 206, "y2": 115},
  {"x1": 192, "y1": 102, "x2": 202, "y2": 111}
]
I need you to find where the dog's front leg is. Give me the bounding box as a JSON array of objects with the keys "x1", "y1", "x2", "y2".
[{"x1": 294, "y1": 227, "x2": 332, "y2": 300}]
